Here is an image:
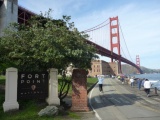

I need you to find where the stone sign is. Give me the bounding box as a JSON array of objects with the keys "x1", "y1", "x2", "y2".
[
  {"x1": 17, "y1": 72, "x2": 49, "y2": 99},
  {"x1": 3, "y1": 68, "x2": 60, "y2": 112}
]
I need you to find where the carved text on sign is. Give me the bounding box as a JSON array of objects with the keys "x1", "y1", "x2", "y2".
[{"x1": 17, "y1": 72, "x2": 49, "y2": 100}]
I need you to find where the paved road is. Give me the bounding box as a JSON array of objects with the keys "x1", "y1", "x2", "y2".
[{"x1": 89, "y1": 78, "x2": 160, "y2": 120}]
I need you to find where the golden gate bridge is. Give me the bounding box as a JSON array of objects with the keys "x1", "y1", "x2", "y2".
[{"x1": 81, "y1": 16, "x2": 142, "y2": 74}]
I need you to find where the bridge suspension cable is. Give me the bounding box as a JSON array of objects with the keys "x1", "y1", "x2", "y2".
[
  {"x1": 82, "y1": 18, "x2": 110, "y2": 49},
  {"x1": 84, "y1": 23, "x2": 110, "y2": 32},
  {"x1": 83, "y1": 18, "x2": 109, "y2": 32},
  {"x1": 119, "y1": 21, "x2": 133, "y2": 63},
  {"x1": 120, "y1": 46, "x2": 127, "y2": 58}
]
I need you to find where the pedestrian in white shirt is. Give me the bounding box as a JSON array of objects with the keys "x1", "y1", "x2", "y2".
[
  {"x1": 144, "y1": 79, "x2": 151, "y2": 97},
  {"x1": 130, "y1": 77, "x2": 134, "y2": 87},
  {"x1": 97, "y1": 75, "x2": 104, "y2": 93}
]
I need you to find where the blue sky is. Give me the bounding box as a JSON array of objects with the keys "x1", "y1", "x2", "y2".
[{"x1": 18, "y1": 0, "x2": 160, "y2": 69}]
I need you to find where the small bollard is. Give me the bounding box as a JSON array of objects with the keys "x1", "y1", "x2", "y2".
[{"x1": 155, "y1": 87, "x2": 157, "y2": 95}]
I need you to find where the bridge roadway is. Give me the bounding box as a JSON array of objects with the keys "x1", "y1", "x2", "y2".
[{"x1": 88, "y1": 78, "x2": 160, "y2": 120}]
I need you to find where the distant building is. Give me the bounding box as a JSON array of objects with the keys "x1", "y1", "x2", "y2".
[
  {"x1": 88, "y1": 60, "x2": 118, "y2": 77},
  {"x1": 64, "y1": 60, "x2": 119, "y2": 77}
]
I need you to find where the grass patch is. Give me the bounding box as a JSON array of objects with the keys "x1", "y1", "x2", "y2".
[
  {"x1": 68, "y1": 111, "x2": 80, "y2": 119},
  {"x1": 0, "y1": 75, "x2": 5, "y2": 85},
  {"x1": 87, "y1": 77, "x2": 97, "y2": 89},
  {"x1": 0, "y1": 98, "x2": 80, "y2": 120}
]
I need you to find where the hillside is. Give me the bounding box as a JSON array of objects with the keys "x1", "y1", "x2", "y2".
[{"x1": 121, "y1": 64, "x2": 160, "y2": 75}]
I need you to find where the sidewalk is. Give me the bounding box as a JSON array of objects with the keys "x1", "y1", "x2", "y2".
[{"x1": 115, "y1": 78, "x2": 160, "y2": 111}]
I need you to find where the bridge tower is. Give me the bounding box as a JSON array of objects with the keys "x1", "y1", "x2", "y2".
[
  {"x1": 136, "y1": 55, "x2": 140, "y2": 73},
  {"x1": 109, "y1": 16, "x2": 121, "y2": 74},
  {"x1": 0, "y1": 0, "x2": 18, "y2": 36}
]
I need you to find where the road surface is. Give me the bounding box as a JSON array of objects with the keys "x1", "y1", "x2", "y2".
[{"x1": 89, "y1": 78, "x2": 160, "y2": 120}]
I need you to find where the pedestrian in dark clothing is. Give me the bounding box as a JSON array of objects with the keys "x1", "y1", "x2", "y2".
[
  {"x1": 121, "y1": 77, "x2": 125, "y2": 84},
  {"x1": 141, "y1": 78, "x2": 145, "y2": 88},
  {"x1": 137, "y1": 78, "x2": 142, "y2": 90}
]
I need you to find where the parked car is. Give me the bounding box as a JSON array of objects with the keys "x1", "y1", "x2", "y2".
[{"x1": 151, "y1": 80, "x2": 160, "y2": 90}]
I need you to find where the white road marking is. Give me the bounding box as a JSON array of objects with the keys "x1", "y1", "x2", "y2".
[{"x1": 89, "y1": 84, "x2": 102, "y2": 120}]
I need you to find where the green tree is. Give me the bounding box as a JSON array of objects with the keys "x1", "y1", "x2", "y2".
[
  {"x1": 0, "y1": 11, "x2": 98, "y2": 71},
  {"x1": 0, "y1": 10, "x2": 98, "y2": 102}
]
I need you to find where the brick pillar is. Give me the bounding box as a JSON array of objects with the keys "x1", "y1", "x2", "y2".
[{"x1": 71, "y1": 69, "x2": 89, "y2": 112}]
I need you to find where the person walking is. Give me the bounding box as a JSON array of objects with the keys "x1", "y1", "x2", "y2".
[
  {"x1": 141, "y1": 78, "x2": 145, "y2": 88},
  {"x1": 112, "y1": 75, "x2": 115, "y2": 79},
  {"x1": 118, "y1": 76, "x2": 121, "y2": 80},
  {"x1": 121, "y1": 77, "x2": 125, "y2": 84},
  {"x1": 130, "y1": 77, "x2": 134, "y2": 87},
  {"x1": 144, "y1": 79, "x2": 151, "y2": 97},
  {"x1": 137, "y1": 78, "x2": 142, "y2": 90},
  {"x1": 97, "y1": 75, "x2": 104, "y2": 93}
]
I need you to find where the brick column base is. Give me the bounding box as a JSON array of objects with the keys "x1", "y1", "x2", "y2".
[{"x1": 71, "y1": 69, "x2": 89, "y2": 112}]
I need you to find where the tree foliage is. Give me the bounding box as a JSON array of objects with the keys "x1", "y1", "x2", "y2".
[{"x1": 0, "y1": 10, "x2": 98, "y2": 72}]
